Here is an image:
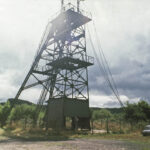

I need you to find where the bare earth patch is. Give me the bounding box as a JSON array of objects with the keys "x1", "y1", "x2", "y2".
[{"x1": 0, "y1": 138, "x2": 149, "y2": 150}]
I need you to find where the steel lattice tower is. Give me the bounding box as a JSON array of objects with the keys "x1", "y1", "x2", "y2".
[{"x1": 15, "y1": 1, "x2": 94, "y2": 129}]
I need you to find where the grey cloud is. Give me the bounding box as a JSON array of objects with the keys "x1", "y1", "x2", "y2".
[
  {"x1": 1, "y1": 0, "x2": 150, "y2": 106},
  {"x1": 103, "y1": 101, "x2": 121, "y2": 108},
  {"x1": 88, "y1": 32, "x2": 150, "y2": 101},
  {"x1": 0, "y1": 52, "x2": 19, "y2": 70}
]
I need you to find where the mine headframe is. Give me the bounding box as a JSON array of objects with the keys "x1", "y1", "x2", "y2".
[{"x1": 15, "y1": 1, "x2": 94, "y2": 129}]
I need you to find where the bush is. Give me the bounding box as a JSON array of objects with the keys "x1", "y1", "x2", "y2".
[
  {"x1": 124, "y1": 101, "x2": 150, "y2": 129},
  {"x1": 7, "y1": 104, "x2": 43, "y2": 129},
  {"x1": 0, "y1": 102, "x2": 11, "y2": 127}
]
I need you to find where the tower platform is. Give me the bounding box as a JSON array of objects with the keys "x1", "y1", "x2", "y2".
[
  {"x1": 49, "y1": 8, "x2": 92, "y2": 41},
  {"x1": 47, "y1": 55, "x2": 94, "y2": 70}
]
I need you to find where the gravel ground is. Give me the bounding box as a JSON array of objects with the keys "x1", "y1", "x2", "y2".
[{"x1": 0, "y1": 138, "x2": 149, "y2": 150}]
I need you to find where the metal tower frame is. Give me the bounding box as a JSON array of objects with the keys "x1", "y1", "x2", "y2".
[
  {"x1": 15, "y1": 2, "x2": 94, "y2": 129},
  {"x1": 16, "y1": 3, "x2": 93, "y2": 102}
]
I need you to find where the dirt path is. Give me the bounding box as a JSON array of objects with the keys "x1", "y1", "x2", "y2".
[{"x1": 0, "y1": 138, "x2": 149, "y2": 150}]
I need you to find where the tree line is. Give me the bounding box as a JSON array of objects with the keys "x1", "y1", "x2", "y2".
[
  {"x1": 91, "y1": 101, "x2": 150, "y2": 133},
  {"x1": 0, "y1": 100, "x2": 150, "y2": 132},
  {"x1": 0, "y1": 101, "x2": 45, "y2": 129}
]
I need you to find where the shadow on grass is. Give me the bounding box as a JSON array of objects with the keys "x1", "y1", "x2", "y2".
[{"x1": 0, "y1": 128, "x2": 74, "y2": 143}]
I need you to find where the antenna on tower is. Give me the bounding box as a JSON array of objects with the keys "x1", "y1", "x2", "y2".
[
  {"x1": 61, "y1": 0, "x2": 64, "y2": 12},
  {"x1": 77, "y1": 0, "x2": 84, "y2": 12}
]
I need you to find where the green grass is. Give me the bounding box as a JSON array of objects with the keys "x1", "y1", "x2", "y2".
[
  {"x1": 0, "y1": 128, "x2": 149, "y2": 150},
  {"x1": 0, "y1": 127, "x2": 150, "y2": 146},
  {"x1": 70, "y1": 132, "x2": 150, "y2": 144},
  {"x1": 0, "y1": 128, "x2": 8, "y2": 140},
  {"x1": 0, "y1": 127, "x2": 71, "y2": 141},
  {"x1": 0, "y1": 128, "x2": 4, "y2": 134},
  {"x1": 0, "y1": 127, "x2": 150, "y2": 150}
]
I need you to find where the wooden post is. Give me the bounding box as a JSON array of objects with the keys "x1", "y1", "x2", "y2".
[
  {"x1": 77, "y1": 0, "x2": 80, "y2": 12},
  {"x1": 61, "y1": 0, "x2": 64, "y2": 12},
  {"x1": 91, "y1": 120, "x2": 94, "y2": 134},
  {"x1": 106, "y1": 117, "x2": 109, "y2": 134}
]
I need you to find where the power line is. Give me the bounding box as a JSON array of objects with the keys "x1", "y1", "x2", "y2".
[
  {"x1": 87, "y1": 23, "x2": 124, "y2": 108},
  {"x1": 82, "y1": 1, "x2": 124, "y2": 107},
  {"x1": 92, "y1": 21, "x2": 124, "y2": 107}
]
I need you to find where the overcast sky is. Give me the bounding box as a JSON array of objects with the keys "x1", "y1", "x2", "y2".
[{"x1": 1, "y1": 0, "x2": 150, "y2": 107}]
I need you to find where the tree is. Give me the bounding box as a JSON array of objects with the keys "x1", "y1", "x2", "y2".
[
  {"x1": 0, "y1": 105, "x2": 3, "y2": 127},
  {"x1": 8, "y1": 104, "x2": 37, "y2": 128},
  {"x1": 0, "y1": 101, "x2": 11, "y2": 127},
  {"x1": 99, "y1": 109, "x2": 112, "y2": 133},
  {"x1": 91, "y1": 109, "x2": 104, "y2": 132},
  {"x1": 138, "y1": 101, "x2": 150, "y2": 121},
  {"x1": 113, "y1": 113, "x2": 124, "y2": 133},
  {"x1": 91, "y1": 109, "x2": 112, "y2": 133},
  {"x1": 124, "y1": 101, "x2": 150, "y2": 130},
  {"x1": 37, "y1": 111, "x2": 45, "y2": 128}
]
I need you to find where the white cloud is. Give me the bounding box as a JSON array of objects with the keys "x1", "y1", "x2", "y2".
[
  {"x1": 1, "y1": 0, "x2": 150, "y2": 107},
  {"x1": 19, "y1": 88, "x2": 41, "y2": 103},
  {"x1": 0, "y1": 70, "x2": 17, "y2": 98},
  {"x1": 90, "y1": 93, "x2": 140, "y2": 108}
]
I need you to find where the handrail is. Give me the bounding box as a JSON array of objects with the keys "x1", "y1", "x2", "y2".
[
  {"x1": 49, "y1": 3, "x2": 92, "y2": 23},
  {"x1": 35, "y1": 54, "x2": 94, "y2": 72}
]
